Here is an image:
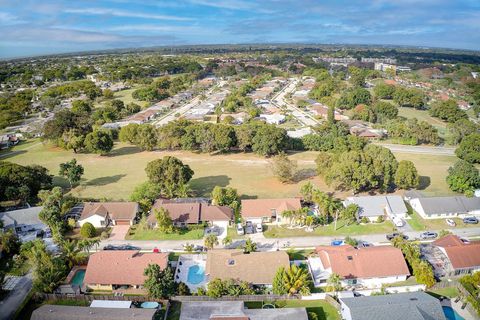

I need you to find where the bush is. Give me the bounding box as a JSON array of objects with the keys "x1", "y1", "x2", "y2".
[
  {"x1": 80, "y1": 222, "x2": 96, "y2": 238},
  {"x1": 360, "y1": 216, "x2": 369, "y2": 224},
  {"x1": 376, "y1": 215, "x2": 384, "y2": 223}
]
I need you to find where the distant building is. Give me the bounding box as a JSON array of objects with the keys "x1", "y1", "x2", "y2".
[
  {"x1": 361, "y1": 57, "x2": 397, "y2": 64},
  {"x1": 0, "y1": 206, "x2": 46, "y2": 240},
  {"x1": 340, "y1": 292, "x2": 446, "y2": 320}
]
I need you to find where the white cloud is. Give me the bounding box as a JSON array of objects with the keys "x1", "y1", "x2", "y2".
[
  {"x1": 0, "y1": 11, "x2": 24, "y2": 25},
  {"x1": 188, "y1": 0, "x2": 254, "y2": 10},
  {"x1": 64, "y1": 7, "x2": 192, "y2": 21}
]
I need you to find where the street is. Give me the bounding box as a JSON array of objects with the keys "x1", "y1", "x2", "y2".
[
  {"x1": 0, "y1": 273, "x2": 32, "y2": 320},
  {"x1": 375, "y1": 143, "x2": 456, "y2": 156}
]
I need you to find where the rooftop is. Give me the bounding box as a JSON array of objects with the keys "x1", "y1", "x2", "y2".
[
  {"x1": 80, "y1": 202, "x2": 138, "y2": 221},
  {"x1": 433, "y1": 235, "x2": 480, "y2": 269},
  {"x1": 31, "y1": 305, "x2": 156, "y2": 320},
  {"x1": 344, "y1": 195, "x2": 407, "y2": 217},
  {"x1": 415, "y1": 196, "x2": 480, "y2": 215},
  {"x1": 0, "y1": 206, "x2": 44, "y2": 228},
  {"x1": 241, "y1": 198, "x2": 301, "y2": 218}
]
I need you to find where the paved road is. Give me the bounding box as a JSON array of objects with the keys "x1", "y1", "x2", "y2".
[
  {"x1": 0, "y1": 273, "x2": 32, "y2": 320},
  {"x1": 375, "y1": 143, "x2": 456, "y2": 156},
  {"x1": 99, "y1": 227, "x2": 480, "y2": 252},
  {"x1": 271, "y1": 78, "x2": 320, "y2": 127}
]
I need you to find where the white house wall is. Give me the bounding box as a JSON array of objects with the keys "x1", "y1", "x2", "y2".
[{"x1": 78, "y1": 215, "x2": 106, "y2": 228}]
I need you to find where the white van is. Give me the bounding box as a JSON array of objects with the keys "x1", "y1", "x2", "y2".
[{"x1": 392, "y1": 217, "x2": 404, "y2": 227}]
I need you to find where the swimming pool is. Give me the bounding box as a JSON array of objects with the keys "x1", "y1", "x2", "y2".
[
  {"x1": 442, "y1": 306, "x2": 465, "y2": 320},
  {"x1": 71, "y1": 269, "x2": 86, "y2": 286},
  {"x1": 187, "y1": 264, "x2": 205, "y2": 284}
]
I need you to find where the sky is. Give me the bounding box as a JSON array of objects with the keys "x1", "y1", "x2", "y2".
[{"x1": 0, "y1": 0, "x2": 479, "y2": 58}]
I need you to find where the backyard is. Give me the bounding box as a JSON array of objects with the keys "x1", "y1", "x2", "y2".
[
  {"x1": 244, "y1": 300, "x2": 340, "y2": 320},
  {"x1": 263, "y1": 220, "x2": 395, "y2": 238}
]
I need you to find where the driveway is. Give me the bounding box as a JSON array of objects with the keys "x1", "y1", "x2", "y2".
[
  {"x1": 0, "y1": 273, "x2": 32, "y2": 320},
  {"x1": 109, "y1": 225, "x2": 130, "y2": 240}
]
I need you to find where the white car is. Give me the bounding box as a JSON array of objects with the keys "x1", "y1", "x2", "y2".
[
  {"x1": 392, "y1": 217, "x2": 404, "y2": 227},
  {"x1": 236, "y1": 223, "x2": 244, "y2": 236},
  {"x1": 446, "y1": 219, "x2": 456, "y2": 227},
  {"x1": 256, "y1": 224, "x2": 263, "y2": 233}
]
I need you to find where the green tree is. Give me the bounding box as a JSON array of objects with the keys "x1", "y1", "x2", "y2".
[
  {"x1": 84, "y1": 130, "x2": 113, "y2": 155},
  {"x1": 80, "y1": 222, "x2": 96, "y2": 238},
  {"x1": 252, "y1": 124, "x2": 287, "y2": 156},
  {"x1": 327, "y1": 273, "x2": 342, "y2": 293},
  {"x1": 59, "y1": 158, "x2": 84, "y2": 188},
  {"x1": 344, "y1": 236, "x2": 358, "y2": 246},
  {"x1": 456, "y1": 133, "x2": 480, "y2": 163},
  {"x1": 135, "y1": 124, "x2": 158, "y2": 151},
  {"x1": 119, "y1": 123, "x2": 140, "y2": 144},
  {"x1": 413, "y1": 260, "x2": 436, "y2": 288},
  {"x1": 447, "y1": 119, "x2": 478, "y2": 145},
  {"x1": 144, "y1": 264, "x2": 176, "y2": 298},
  {"x1": 60, "y1": 240, "x2": 83, "y2": 269},
  {"x1": 270, "y1": 153, "x2": 297, "y2": 183},
  {"x1": 211, "y1": 186, "x2": 239, "y2": 207},
  {"x1": 341, "y1": 204, "x2": 359, "y2": 225},
  {"x1": 243, "y1": 238, "x2": 257, "y2": 253},
  {"x1": 374, "y1": 83, "x2": 396, "y2": 99},
  {"x1": 430, "y1": 99, "x2": 467, "y2": 123},
  {"x1": 222, "y1": 235, "x2": 232, "y2": 247},
  {"x1": 130, "y1": 181, "x2": 162, "y2": 212},
  {"x1": 282, "y1": 264, "x2": 312, "y2": 295},
  {"x1": 204, "y1": 234, "x2": 219, "y2": 250},
  {"x1": 145, "y1": 156, "x2": 194, "y2": 198},
  {"x1": 446, "y1": 160, "x2": 480, "y2": 193},
  {"x1": 300, "y1": 182, "x2": 315, "y2": 203},
  {"x1": 154, "y1": 208, "x2": 174, "y2": 233},
  {"x1": 272, "y1": 267, "x2": 288, "y2": 294},
  {"x1": 395, "y1": 160, "x2": 420, "y2": 189}
]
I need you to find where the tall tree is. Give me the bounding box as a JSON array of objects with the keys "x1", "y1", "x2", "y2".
[
  {"x1": 446, "y1": 160, "x2": 480, "y2": 193},
  {"x1": 59, "y1": 158, "x2": 84, "y2": 188},
  {"x1": 145, "y1": 156, "x2": 194, "y2": 198},
  {"x1": 204, "y1": 234, "x2": 219, "y2": 250},
  {"x1": 456, "y1": 133, "x2": 480, "y2": 163},
  {"x1": 144, "y1": 264, "x2": 176, "y2": 298},
  {"x1": 270, "y1": 152, "x2": 297, "y2": 183},
  {"x1": 84, "y1": 130, "x2": 113, "y2": 155},
  {"x1": 395, "y1": 160, "x2": 420, "y2": 189},
  {"x1": 154, "y1": 208, "x2": 174, "y2": 233}
]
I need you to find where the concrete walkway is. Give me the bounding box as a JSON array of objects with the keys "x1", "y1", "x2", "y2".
[
  {"x1": 109, "y1": 225, "x2": 130, "y2": 240},
  {"x1": 0, "y1": 272, "x2": 32, "y2": 320}
]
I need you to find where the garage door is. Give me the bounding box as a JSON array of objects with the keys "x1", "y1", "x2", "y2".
[{"x1": 115, "y1": 220, "x2": 131, "y2": 225}]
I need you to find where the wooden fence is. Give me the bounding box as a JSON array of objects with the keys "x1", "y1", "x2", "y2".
[
  {"x1": 39, "y1": 292, "x2": 168, "y2": 305},
  {"x1": 172, "y1": 294, "x2": 300, "y2": 302}
]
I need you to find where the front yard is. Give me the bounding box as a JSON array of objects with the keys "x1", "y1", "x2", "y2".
[
  {"x1": 406, "y1": 204, "x2": 479, "y2": 231},
  {"x1": 263, "y1": 220, "x2": 395, "y2": 238},
  {"x1": 244, "y1": 300, "x2": 340, "y2": 320},
  {"x1": 126, "y1": 225, "x2": 205, "y2": 240}
]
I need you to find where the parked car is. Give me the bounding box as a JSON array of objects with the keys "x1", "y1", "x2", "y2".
[
  {"x1": 392, "y1": 217, "x2": 404, "y2": 227},
  {"x1": 331, "y1": 239, "x2": 344, "y2": 246},
  {"x1": 256, "y1": 223, "x2": 263, "y2": 233},
  {"x1": 236, "y1": 223, "x2": 244, "y2": 236},
  {"x1": 445, "y1": 219, "x2": 456, "y2": 227},
  {"x1": 386, "y1": 233, "x2": 409, "y2": 241},
  {"x1": 359, "y1": 241, "x2": 372, "y2": 247},
  {"x1": 463, "y1": 217, "x2": 479, "y2": 224},
  {"x1": 245, "y1": 222, "x2": 254, "y2": 234},
  {"x1": 419, "y1": 231, "x2": 438, "y2": 240}
]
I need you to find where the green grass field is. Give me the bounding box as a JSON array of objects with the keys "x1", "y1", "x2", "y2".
[
  {"x1": 263, "y1": 220, "x2": 395, "y2": 238},
  {"x1": 126, "y1": 225, "x2": 204, "y2": 240},
  {"x1": 94, "y1": 87, "x2": 149, "y2": 109},
  {"x1": 244, "y1": 300, "x2": 339, "y2": 320},
  {"x1": 1, "y1": 138, "x2": 458, "y2": 201}
]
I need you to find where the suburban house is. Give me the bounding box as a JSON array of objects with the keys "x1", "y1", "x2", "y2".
[
  {"x1": 343, "y1": 195, "x2": 407, "y2": 222},
  {"x1": 340, "y1": 292, "x2": 446, "y2": 320},
  {"x1": 241, "y1": 198, "x2": 302, "y2": 225},
  {"x1": 148, "y1": 198, "x2": 233, "y2": 229},
  {"x1": 308, "y1": 245, "x2": 410, "y2": 288},
  {"x1": 31, "y1": 305, "x2": 156, "y2": 320},
  {"x1": 423, "y1": 235, "x2": 480, "y2": 277},
  {"x1": 179, "y1": 301, "x2": 308, "y2": 320},
  {"x1": 83, "y1": 251, "x2": 168, "y2": 291},
  {"x1": 78, "y1": 202, "x2": 139, "y2": 227},
  {"x1": 0, "y1": 206, "x2": 46, "y2": 236},
  {"x1": 205, "y1": 249, "x2": 290, "y2": 286},
  {"x1": 408, "y1": 195, "x2": 480, "y2": 219}
]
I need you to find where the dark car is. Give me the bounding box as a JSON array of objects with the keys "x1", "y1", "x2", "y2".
[
  {"x1": 386, "y1": 233, "x2": 409, "y2": 241},
  {"x1": 463, "y1": 217, "x2": 479, "y2": 224}
]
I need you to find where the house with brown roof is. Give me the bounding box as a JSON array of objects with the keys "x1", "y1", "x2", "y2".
[
  {"x1": 205, "y1": 249, "x2": 290, "y2": 286},
  {"x1": 241, "y1": 198, "x2": 302, "y2": 225},
  {"x1": 84, "y1": 250, "x2": 168, "y2": 291},
  {"x1": 148, "y1": 198, "x2": 233, "y2": 228},
  {"x1": 425, "y1": 235, "x2": 480, "y2": 277},
  {"x1": 78, "y1": 202, "x2": 139, "y2": 228},
  {"x1": 308, "y1": 245, "x2": 410, "y2": 289}
]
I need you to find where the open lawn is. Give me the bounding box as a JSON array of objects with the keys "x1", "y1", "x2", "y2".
[
  {"x1": 397, "y1": 107, "x2": 450, "y2": 140},
  {"x1": 244, "y1": 300, "x2": 340, "y2": 320},
  {"x1": 428, "y1": 287, "x2": 459, "y2": 299},
  {"x1": 263, "y1": 220, "x2": 395, "y2": 238},
  {"x1": 3, "y1": 138, "x2": 457, "y2": 200},
  {"x1": 126, "y1": 225, "x2": 204, "y2": 240},
  {"x1": 94, "y1": 87, "x2": 149, "y2": 109}
]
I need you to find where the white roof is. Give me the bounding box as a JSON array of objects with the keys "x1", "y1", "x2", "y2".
[
  {"x1": 90, "y1": 300, "x2": 132, "y2": 309},
  {"x1": 344, "y1": 195, "x2": 407, "y2": 217}
]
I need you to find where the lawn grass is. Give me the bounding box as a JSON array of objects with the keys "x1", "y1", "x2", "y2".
[
  {"x1": 244, "y1": 300, "x2": 339, "y2": 320},
  {"x1": 263, "y1": 220, "x2": 395, "y2": 238},
  {"x1": 126, "y1": 225, "x2": 205, "y2": 240},
  {"x1": 428, "y1": 287, "x2": 459, "y2": 299},
  {"x1": 166, "y1": 301, "x2": 182, "y2": 320},
  {"x1": 65, "y1": 227, "x2": 111, "y2": 241}
]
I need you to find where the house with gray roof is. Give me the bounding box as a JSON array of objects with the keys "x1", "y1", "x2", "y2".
[
  {"x1": 340, "y1": 292, "x2": 446, "y2": 320},
  {"x1": 409, "y1": 195, "x2": 480, "y2": 219},
  {"x1": 0, "y1": 206, "x2": 45, "y2": 236},
  {"x1": 31, "y1": 305, "x2": 156, "y2": 320},
  {"x1": 179, "y1": 301, "x2": 308, "y2": 320},
  {"x1": 343, "y1": 195, "x2": 407, "y2": 222}
]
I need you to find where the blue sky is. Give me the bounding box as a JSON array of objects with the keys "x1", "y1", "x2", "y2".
[{"x1": 0, "y1": 0, "x2": 479, "y2": 58}]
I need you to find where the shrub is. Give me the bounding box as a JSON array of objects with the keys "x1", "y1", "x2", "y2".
[
  {"x1": 376, "y1": 215, "x2": 384, "y2": 223},
  {"x1": 80, "y1": 222, "x2": 96, "y2": 238},
  {"x1": 360, "y1": 216, "x2": 369, "y2": 224}
]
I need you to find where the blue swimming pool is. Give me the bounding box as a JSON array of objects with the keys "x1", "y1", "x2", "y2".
[
  {"x1": 141, "y1": 302, "x2": 160, "y2": 309},
  {"x1": 187, "y1": 264, "x2": 205, "y2": 284},
  {"x1": 443, "y1": 306, "x2": 465, "y2": 320},
  {"x1": 71, "y1": 269, "x2": 85, "y2": 286}
]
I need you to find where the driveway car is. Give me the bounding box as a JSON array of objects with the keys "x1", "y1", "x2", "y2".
[
  {"x1": 392, "y1": 217, "x2": 404, "y2": 227},
  {"x1": 255, "y1": 224, "x2": 263, "y2": 233},
  {"x1": 386, "y1": 233, "x2": 409, "y2": 241},
  {"x1": 420, "y1": 231, "x2": 438, "y2": 240},
  {"x1": 445, "y1": 219, "x2": 456, "y2": 227},
  {"x1": 245, "y1": 222, "x2": 254, "y2": 234},
  {"x1": 463, "y1": 217, "x2": 479, "y2": 224},
  {"x1": 236, "y1": 223, "x2": 244, "y2": 235}
]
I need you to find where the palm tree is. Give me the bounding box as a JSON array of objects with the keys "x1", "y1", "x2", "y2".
[
  {"x1": 204, "y1": 234, "x2": 219, "y2": 250},
  {"x1": 61, "y1": 240, "x2": 82, "y2": 269},
  {"x1": 327, "y1": 273, "x2": 342, "y2": 294},
  {"x1": 243, "y1": 238, "x2": 257, "y2": 253},
  {"x1": 222, "y1": 236, "x2": 232, "y2": 247},
  {"x1": 281, "y1": 210, "x2": 295, "y2": 227},
  {"x1": 283, "y1": 265, "x2": 311, "y2": 295}
]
